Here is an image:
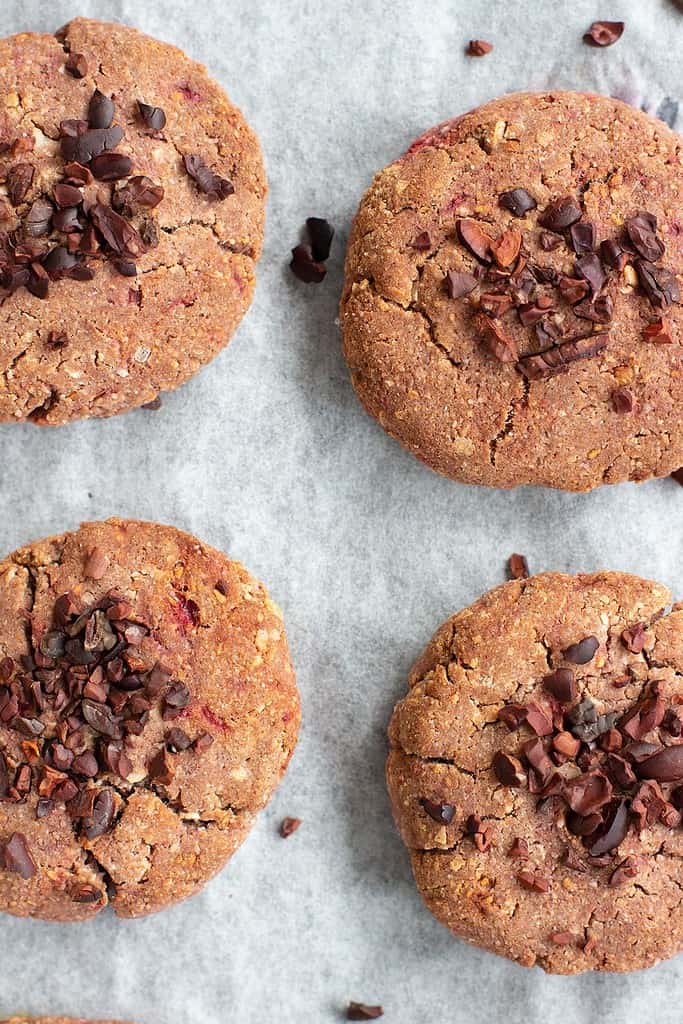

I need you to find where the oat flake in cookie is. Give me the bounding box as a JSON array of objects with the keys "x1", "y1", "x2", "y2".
[
  {"x1": 387, "y1": 572, "x2": 683, "y2": 973},
  {"x1": 0, "y1": 18, "x2": 266, "y2": 424},
  {"x1": 0, "y1": 518, "x2": 299, "y2": 920},
  {"x1": 341, "y1": 91, "x2": 683, "y2": 491}
]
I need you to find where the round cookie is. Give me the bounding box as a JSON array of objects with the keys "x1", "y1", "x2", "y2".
[
  {"x1": 0, "y1": 18, "x2": 266, "y2": 423},
  {"x1": 341, "y1": 91, "x2": 683, "y2": 491},
  {"x1": 387, "y1": 572, "x2": 683, "y2": 973},
  {"x1": 0, "y1": 518, "x2": 299, "y2": 920}
]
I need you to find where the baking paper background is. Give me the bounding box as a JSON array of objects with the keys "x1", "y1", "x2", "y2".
[{"x1": 0, "y1": 0, "x2": 682, "y2": 1021}]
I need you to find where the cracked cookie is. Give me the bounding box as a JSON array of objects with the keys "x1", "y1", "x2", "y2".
[
  {"x1": 387, "y1": 571, "x2": 683, "y2": 973},
  {"x1": 0, "y1": 518, "x2": 299, "y2": 920},
  {"x1": 0, "y1": 18, "x2": 266, "y2": 423},
  {"x1": 341, "y1": 91, "x2": 683, "y2": 490}
]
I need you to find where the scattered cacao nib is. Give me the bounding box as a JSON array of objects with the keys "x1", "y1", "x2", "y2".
[
  {"x1": 478, "y1": 314, "x2": 518, "y2": 363},
  {"x1": 600, "y1": 238, "x2": 629, "y2": 271},
  {"x1": 642, "y1": 318, "x2": 673, "y2": 343},
  {"x1": 88, "y1": 90, "x2": 115, "y2": 130},
  {"x1": 490, "y1": 227, "x2": 522, "y2": 269},
  {"x1": 575, "y1": 293, "x2": 613, "y2": 324},
  {"x1": 90, "y1": 203, "x2": 144, "y2": 258},
  {"x1": 466, "y1": 39, "x2": 493, "y2": 56},
  {"x1": 446, "y1": 269, "x2": 477, "y2": 299},
  {"x1": 508, "y1": 837, "x2": 529, "y2": 859},
  {"x1": 493, "y1": 751, "x2": 526, "y2": 787},
  {"x1": 507, "y1": 553, "x2": 529, "y2": 580},
  {"x1": 672, "y1": 469, "x2": 683, "y2": 486},
  {"x1": 90, "y1": 152, "x2": 134, "y2": 181},
  {"x1": 148, "y1": 745, "x2": 175, "y2": 785},
  {"x1": 82, "y1": 787, "x2": 115, "y2": 839},
  {"x1": 569, "y1": 221, "x2": 596, "y2": 256},
  {"x1": 621, "y1": 622, "x2": 647, "y2": 654},
  {"x1": 457, "y1": 219, "x2": 492, "y2": 262},
  {"x1": 60, "y1": 125, "x2": 124, "y2": 165},
  {"x1": 419, "y1": 797, "x2": 455, "y2": 824},
  {"x1": 112, "y1": 258, "x2": 136, "y2": 277},
  {"x1": 626, "y1": 212, "x2": 664, "y2": 263},
  {"x1": 562, "y1": 636, "x2": 599, "y2": 665},
  {"x1": 279, "y1": 816, "x2": 302, "y2": 838},
  {"x1": 499, "y1": 188, "x2": 536, "y2": 217},
  {"x1": 65, "y1": 52, "x2": 88, "y2": 78},
  {"x1": 53, "y1": 183, "x2": 83, "y2": 209},
  {"x1": 409, "y1": 230, "x2": 431, "y2": 251},
  {"x1": 7, "y1": 163, "x2": 34, "y2": 206},
  {"x1": 543, "y1": 669, "x2": 576, "y2": 704},
  {"x1": 1, "y1": 832, "x2": 37, "y2": 878},
  {"x1": 585, "y1": 799, "x2": 629, "y2": 856},
  {"x1": 539, "y1": 231, "x2": 562, "y2": 252},
  {"x1": 524, "y1": 703, "x2": 553, "y2": 736},
  {"x1": 538, "y1": 197, "x2": 582, "y2": 233},
  {"x1": 497, "y1": 704, "x2": 531, "y2": 731},
  {"x1": 609, "y1": 856, "x2": 641, "y2": 887},
  {"x1": 584, "y1": 21, "x2": 624, "y2": 47},
  {"x1": 183, "y1": 154, "x2": 234, "y2": 200},
  {"x1": 24, "y1": 199, "x2": 53, "y2": 237},
  {"x1": 575, "y1": 254, "x2": 606, "y2": 295},
  {"x1": 635, "y1": 260, "x2": 680, "y2": 310},
  {"x1": 306, "y1": 217, "x2": 334, "y2": 262},
  {"x1": 516, "y1": 331, "x2": 608, "y2": 381},
  {"x1": 465, "y1": 813, "x2": 494, "y2": 851},
  {"x1": 290, "y1": 243, "x2": 326, "y2": 284},
  {"x1": 516, "y1": 870, "x2": 549, "y2": 893},
  {"x1": 480, "y1": 292, "x2": 513, "y2": 318},
  {"x1": 166, "y1": 727, "x2": 191, "y2": 752},
  {"x1": 611, "y1": 386, "x2": 635, "y2": 413},
  {"x1": 137, "y1": 101, "x2": 167, "y2": 131},
  {"x1": 63, "y1": 162, "x2": 93, "y2": 186},
  {"x1": 636, "y1": 746, "x2": 683, "y2": 783},
  {"x1": 347, "y1": 1002, "x2": 383, "y2": 1021},
  {"x1": 558, "y1": 276, "x2": 590, "y2": 305}
]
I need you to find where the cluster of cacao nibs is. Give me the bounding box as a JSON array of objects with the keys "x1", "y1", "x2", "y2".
[
  {"x1": 0, "y1": 89, "x2": 167, "y2": 299},
  {"x1": 0, "y1": 587, "x2": 212, "y2": 881},
  {"x1": 429, "y1": 189, "x2": 680, "y2": 383},
  {"x1": 0, "y1": 65, "x2": 235, "y2": 303},
  {"x1": 491, "y1": 627, "x2": 683, "y2": 888}
]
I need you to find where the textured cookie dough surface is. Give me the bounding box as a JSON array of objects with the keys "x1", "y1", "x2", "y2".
[
  {"x1": 341, "y1": 91, "x2": 683, "y2": 490},
  {"x1": 0, "y1": 18, "x2": 266, "y2": 423},
  {"x1": 0, "y1": 518, "x2": 299, "y2": 920},
  {"x1": 387, "y1": 572, "x2": 683, "y2": 973}
]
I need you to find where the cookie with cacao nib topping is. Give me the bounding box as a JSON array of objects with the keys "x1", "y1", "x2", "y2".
[
  {"x1": 341, "y1": 91, "x2": 683, "y2": 491},
  {"x1": 387, "y1": 571, "x2": 683, "y2": 973},
  {"x1": 0, "y1": 18, "x2": 265, "y2": 424},
  {"x1": 0, "y1": 518, "x2": 299, "y2": 920}
]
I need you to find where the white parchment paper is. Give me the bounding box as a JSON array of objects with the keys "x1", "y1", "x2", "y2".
[{"x1": 0, "y1": 0, "x2": 682, "y2": 1021}]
